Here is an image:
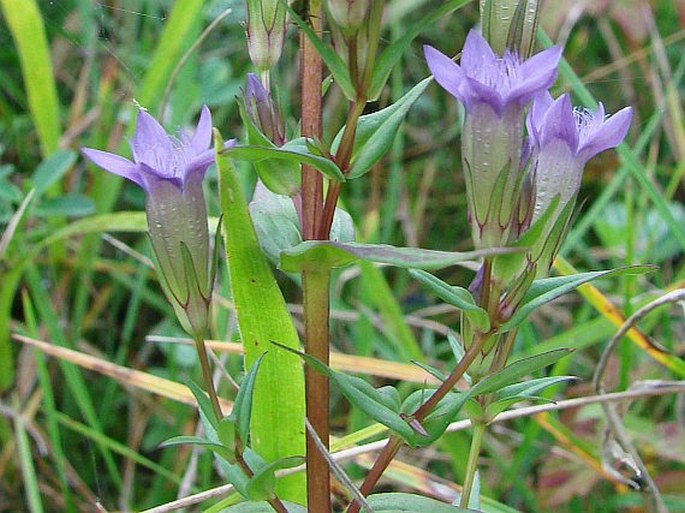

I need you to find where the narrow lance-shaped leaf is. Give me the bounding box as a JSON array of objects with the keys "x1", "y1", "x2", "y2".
[
  {"x1": 215, "y1": 129, "x2": 306, "y2": 503},
  {"x1": 280, "y1": 240, "x2": 513, "y2": 273},
  {"x1": 499, "y1": 265, "x2": 656, "y2": 332}
]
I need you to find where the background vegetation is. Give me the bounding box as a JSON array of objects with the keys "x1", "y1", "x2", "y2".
[{"x1": 1, "y1": 0, "x2": 684, "y2": 511}]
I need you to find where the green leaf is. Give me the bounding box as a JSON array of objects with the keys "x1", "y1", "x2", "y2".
[
  {"x1": 401, "y1": 390, "x2": 468, "y2": 446},
  {"x1": 332, "y1": 373, "x2": 414, "y2": 441},
  {"x1": 367, "y1": 492, "x2": 472, "y2": 512},
  {"x1": 159, "y1": 435, "x2": 232, "y2": 460},
  {"x1": 468, "y1": 349, "x2": 573, "y2": 399},
  {"x1": 185, "y1": 378, "x2": 219, "y2": 429},
  {"x1": 494, "y1": 375, "x2": 576, "y2": 401},
  {"x1": 216, "y1": 130, "x2": 306, "y2": 503},
  {"x1": 217, "y1": 417, "x2": 237, "y2": 454},
  {"x1": 274, "y1": 344, "x2": 415, "y2": 441},
  {"x1": 249, "y1": 183, "x2": 354, "y2": 266},
  {"x1": 368, "y1": 0, "x2": 472, "y2": 99},
  {"x1": 280, "y1": 240, "x2": 508, "y2": 273},
  {"x1": 446, "y1": 331, "x2": 472, "y2": 385},
  {"x1": 245, "y1": 456, "x2": 305, "y2": 502},
  {"x1": 285, "y1": 2, "x2": 356, "y2": 100},
  {"x1": 344, "y1": 77, "x2": 432, "y2": 179},
  {"x1": 226, "y1": 139, "x2": 344, "y2": 182},
  {"x1": 249, "y1": 183, "x2": 303, "y2": 264},
  {"x1": 499, "y1": 265, "x2": 656, "y2": 332},
  {"x1": 32, "y1": 151, "x2": 77, "y2": 197},
  {"x1": 484, "y1": 395, "x2": 555, "y2": 419},
  {"x1": 410, "y1": 270, "x2": 490, "y2": 332},
  {"x1": 136, "y1": 0, "x2": 204, "y2": 106},
  {"x1": 1, "y1": 0, "x2": 61, "y2": 156},
  {"x1": 234, "y1": 353, "x2": 266, "y2": 444},
  {"x1": 238, "y1": 101, "x2": 301, "y2": 197}
]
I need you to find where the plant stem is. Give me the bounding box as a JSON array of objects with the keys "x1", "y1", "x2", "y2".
[
  {"x1": 302, "y1": 268, "x2": 331, "y2": 512},
  {"x1": 319, "y1": 99, "x2": 366, "y2": 238},
  {"x1": 300, "y1": 0, "x2": 324, "y2": 242},
  {"x1": 459, "y1": 421, "x2": 485, "y2": 509},
  {"x1": 300, "y1": 1, "x2": 332, "y2": 511},
  {"x1": 348, "y1": 332, "x2": 490, "y2": 513},
  {"x1": 235, "y1": 448, "x2": 290, "y2": 513},
  {"x1": 413, "y1": 331, "x2": 490, "y2": 422},
  {"x1": 193, "y1": 335, "x2": 223, "y2": 421}
]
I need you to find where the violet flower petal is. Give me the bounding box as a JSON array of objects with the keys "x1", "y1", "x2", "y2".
[
  {"x1": 81, "y1": 148, "x2": 144, "y2": 188},
  {"x1": 460, "y1": 29, "x2": 498, "y2": 75},
  {"x1": 509, "y1": 46, "x2": 561, "y2": 103},
  {"x1": 538, "y1": 94, "x2": 579, "y2": 151},
  {"x1": 131, "y1": 110, "x2": 175, "y2": 168},
  {"x1": 190, "y1": 105, "x2": 212, "y2": 155},
  {"x1": 578, "y1": 106, "x2": 632, "y2": 161},
  {"x1": 423, "y1": 45, "x2": 465, "y2": 102}
]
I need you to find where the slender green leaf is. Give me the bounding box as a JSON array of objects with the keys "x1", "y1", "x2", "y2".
[
  {"x1": 468, "y1": 349, "x2": 573, "y2": 398},
  {"x1": 221, "y1": 501, "x2": 306, "y2": 513},
  {"x1": 1, "y1": 0, "x2": 61, "y2": 156},
  {"x1": 280, "y1": 240, "x2": 510, "y2": 273},
  {"x1": 185, "y1": 378, "x2": 219, "y2": 428},
  {"x1": 410, "y1": 269, "x2": 490, "y2": 331},
  {"x1": 137, "y1": 0, "x2": 204, "y2": 107},
  {"x1": 227, "y1": 139, "x2": 345, "y2": 182},
  {"x1": 234, "y1": 353, "x2": 266, "y2": 444},
  {"x1": 345, "y1": 78, "x2": 431, "y2": 179},
  {"x1": 499, "y1": 265, "x2": 656, "y2": 332},
  {"x1": 285, "y1": 2, "x2": 356, "y2": 99},
  {"x1": 367, "y1": 492, "x2": 472, "y2": 512},
  {"x1": 216, "y1": 130, "x2": 306, "y2": 503}
]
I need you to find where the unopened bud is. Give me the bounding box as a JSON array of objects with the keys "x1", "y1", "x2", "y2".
[
  {"x1": 242, "y1": 74, "x2": 301, "y2": 196},
  {"x1": 480, "y1": 0, "x2": 541, "y2": 58},
  {"x1": 246, "y1": 0, "x2": 287, "y2": 70},
  {"x1": 245, "y1": 73, "x2": 285, "y2": 146},
  {"x1": 326, "y1": 0, "x2": 370, "y2": 35}
]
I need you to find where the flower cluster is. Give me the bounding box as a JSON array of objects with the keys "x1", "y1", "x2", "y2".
[{"x1": 425, "y1": 30, "x2": 632, "y2": 320}]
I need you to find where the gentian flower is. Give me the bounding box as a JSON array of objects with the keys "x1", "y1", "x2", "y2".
[
  {"x1": 82, "y1": 106, "x2": 232, "y2": 338},
  {"x1": 424, "y1": 30, "x2": 561, "y2": 248},
  {"x1": 523, "y1": 91, "x2": 632, "y2": 274},
  {"x1": 527, "y1": 92, "x2": 633, "y2": 221}
]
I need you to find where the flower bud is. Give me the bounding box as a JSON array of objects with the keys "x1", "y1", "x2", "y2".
[
  {"x1": 329, "y1": 0, "x2": 382, "y2": 98},
  {"x1": 246, "y1": 73, "x2": 285, "y2": 146},
  {"x1": 246, "y1": 0, "x2": 287, "y2": 71},
  {"x1": 326, "y1": 0, "x2": 370, "y2": 35},
  {"x1": 480, "y1": 0, "x2": 541, "y2": 58},
  {"x1": 242, "y1": 74, "x2": 301, "y2": 197}
]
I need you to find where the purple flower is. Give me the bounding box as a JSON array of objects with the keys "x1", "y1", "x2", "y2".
[
  {"x1": 526, "y1": 92, "x2": 633, "y2": 220},
  {"x1": 424, "y1": 30, "x2": 562, "y2": 249},
  {"x1": 424, "y1": 30, "x2": 561, "y2": 116},
  {"x1": 82, "y1": 107, "x2": 232, "y2": 337}
]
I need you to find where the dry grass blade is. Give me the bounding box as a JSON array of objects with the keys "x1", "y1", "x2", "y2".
[
  {"x1": 149, "y1": 336, "x2": 442, "y2": 385},
  {"x1": 12, "y1": 334, "x2": 233, "y2": 412}
]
